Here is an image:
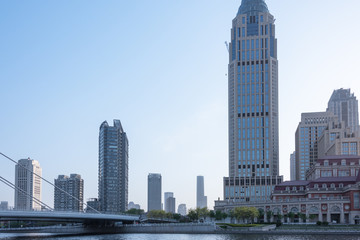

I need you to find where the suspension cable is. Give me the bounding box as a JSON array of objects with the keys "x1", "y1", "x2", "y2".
[
  {"x1": 0, "y1": 176, "x2": 53, "y2": 211},
  {"x1": 0, "y1": 152, "x2": 101, "y2": 214}
]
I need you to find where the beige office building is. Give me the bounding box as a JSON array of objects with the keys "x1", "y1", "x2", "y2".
[{"x1": 14, "y1": 158, "x2": 42, "y2": 211}]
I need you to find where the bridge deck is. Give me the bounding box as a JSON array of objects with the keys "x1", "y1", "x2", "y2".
[{"x1": 0, "y1": 211, "x2": 139, "y2": 223}]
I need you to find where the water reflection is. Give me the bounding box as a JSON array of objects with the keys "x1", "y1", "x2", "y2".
[{"x1": 2, "y1": 234, "x2": 360, "y2": 240}]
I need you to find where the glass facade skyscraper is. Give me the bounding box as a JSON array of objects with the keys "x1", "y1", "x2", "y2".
[
  {"x1": 295, "y1": 112, "x2": 337, "y2": 180},
  {"x1": 98, "y1": 119, "x2": 129, "y2": 213},
  {"x1": 147, "y1": 173, "x2": 162, "y2": 211},
  {"x1": 224, "y1": 0, "x2": 282, "y2": 203}
]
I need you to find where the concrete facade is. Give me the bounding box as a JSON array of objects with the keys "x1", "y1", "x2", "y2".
[
  {"x1": 318, "y1": 120, "x2": 360, "y2": 158},
  {"x1": 14, "y1": 158, "x2": 42, "y2": 211},
  {"x1": 54, "y1": 174, "x2": 84, "y2": 212}
]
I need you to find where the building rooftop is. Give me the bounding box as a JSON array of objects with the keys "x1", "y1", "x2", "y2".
[{"x1": 237, "y1": 0, "x2": 269, "y2": 16}]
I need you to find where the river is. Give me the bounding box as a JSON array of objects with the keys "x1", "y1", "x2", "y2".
[{"x1": 1, "y1": 234, "x2": 360, "y2": 240}]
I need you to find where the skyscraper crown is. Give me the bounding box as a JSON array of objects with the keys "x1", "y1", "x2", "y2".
[{"x1": 237, "y1": 0, "x2": 269, "y2": 15}]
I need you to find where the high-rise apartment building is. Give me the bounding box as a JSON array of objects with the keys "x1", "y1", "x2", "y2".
[
  {"x1": 98, "y1": 120, "x2": 129, "y2": 213},
  {"x1": 147, "y1": 173, "x2": 162, "y2": 212},
  {"x1": 14, "y1": 158, "x2": 42, "y2": 211},
  {"x1": 295, "y1": 112, "x2": 337, "y2": 180},
  {"x1": 224, "y1": 0, "x2": 282, "y2": 203},
  {"x1": 327, "y1": 88, "x2": 359, "y2": 134},
  {"x1": 196, "y1": 176, "x2": 207, "y2": 208},
  {"x1": 290, "y1": 152, "x2": 296, "y2": 181},
  {"x1": 54, "y1": 174, "x2": 84, "y2": 212}
]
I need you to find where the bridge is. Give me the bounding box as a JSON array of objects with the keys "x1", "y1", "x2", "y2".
[
  {"x1": 0, "y1": 211, "x2": 140, "y2": 234},
  {"x1": 0, "y1": 211, "x2": 139, "y2": 223}
]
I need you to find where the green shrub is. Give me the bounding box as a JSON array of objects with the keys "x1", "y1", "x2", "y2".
[
  {"x1": 316, "y1": 221, "x2": 322, "y2": 226},
  {"x1": 322, "y1": 221, "x2": 329, "y2": 226}
]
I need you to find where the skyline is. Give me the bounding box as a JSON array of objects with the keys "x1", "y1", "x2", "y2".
[{"x1": 1, "y1": 0, "x2": 360, "y2": 211}]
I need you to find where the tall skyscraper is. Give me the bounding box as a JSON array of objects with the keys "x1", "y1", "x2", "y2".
[
  {"x1": 98, "y1": 119, "x2": 129, "y2": 213},
  {"x1": 196, "y1": 176, "x2": 207, "y2": 208},
  {"x1": 295, "y1": 112, "x2": 337, "y2": 180},
  {"x1": 14, "y1": 158, "x2": 42, "y2": 211},
  {"x1": 54, "y1": 174, "x2": 84, "y2": 212},
  {"x1": 224, "y1": 0, "x2": 282, "y2": 203},
  {"x1": 327, "y1": 88, "x2": 359, "y2": 134},
  {"x1": 147, "y1": 173, "x2": 162, "y2": 212}
]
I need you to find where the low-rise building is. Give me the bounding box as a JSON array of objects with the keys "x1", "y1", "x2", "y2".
[{"x1": 215, "y1": 155, "x2": 360, "y2": 224}]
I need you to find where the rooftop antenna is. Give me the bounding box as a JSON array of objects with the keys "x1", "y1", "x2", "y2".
[{"x1": 225, "y1": 41, "x2": 229, "y2": 52}]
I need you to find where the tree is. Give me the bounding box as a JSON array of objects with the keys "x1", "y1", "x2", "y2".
[
  {"x1": 187, "y1": 209, "x2": 199, "y2": 222},
  {"x1": 197, "y1": 207, "x2": 209, "y2": 220},
  {"x1": 234, "y1": 207, "x2": 259, "y2": 223},
  {"x1": 209, "y1": 210, "x2": 215, "y2": 221},
  {"x1": 147, "y1": 210, "x2": 166, "y2": 219},
  {"x1": 258, "y1": 208, "x2": 265, "y2": 223},
  {"x1": 299, "y1": 213, "x2": 307, "y2": 223},
  {"x1": 126, "y1": 208, "x2": 144, "y2": 215},
  {"x1": 309, "y1": 214, "x2": 316, "y2": 222},
  {"x1": 214, "y1": 210, "x2": 223, "y2": 221},
  {"x1": 221, "y1": 212, "x2": 228, "y2": 221},
  {"x1": 287, "y1": 212, "x2": 295, "y2": 222},
  {"x1": 266, "y1": 210, "x2": 273, "y2": 223},
  {"x1": 172, "y1": 213, "x2": 182, "y2": 221}
]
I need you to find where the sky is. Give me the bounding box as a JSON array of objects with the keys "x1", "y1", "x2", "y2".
[{"x1": 1, "y1": 0, "x2": 360, "y2": 212}]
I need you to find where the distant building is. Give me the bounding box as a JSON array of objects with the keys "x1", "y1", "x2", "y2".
[
  {"x1": 85, "y1": 198, "x2": 101, "y2": 213},
  {"x1": 177, "y1": 204, "x2": 187, "y2": 216},
  {"x1": 98, "y1": 120, "x2": 129, "y2": 213},
  {"x1": 327, "y1": 88, "x2": 359, "y2": 134},
  {"x1": 14, "y1": 158, "x2": 42, "y2": 211},
  {"x1": 0, "y1": 202, "x2": 8, "y2": 211},
  {"x1": 196, "y1": 176, "x2": 207, "y2": 208},
  {"x1": 295, "y1": 112, "x2": 337, "y2": 180},
  {"x1": 164, "y1": 192, "x2": 173, "y2": 212},
  {"x1": 318, "y1": 120, "x2": 360, "y2": 158},
  {"x1": 54, "y1": 174, "x2": 84, "y2": 212},
  {"x1": 128, "y1": 201, "x2": 140, "y2": 210},
  {"x1": 290, "y1": 152, "x2": 296, "y2": 181},
  {"x1": 165, "y1": 196, "x2": 176, "y2": 214},
  {"x1": 147, "y1": 173, "x2": 161, "y2": 211}
]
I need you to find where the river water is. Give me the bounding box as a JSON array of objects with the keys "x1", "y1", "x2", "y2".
[{"x1": 1, "y1": 234, "x2": 360, "y2": 240}]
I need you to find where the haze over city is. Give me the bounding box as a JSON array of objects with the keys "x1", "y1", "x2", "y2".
[{"x1": 1, "y1": 0, "x2": 360, "y2": 212}]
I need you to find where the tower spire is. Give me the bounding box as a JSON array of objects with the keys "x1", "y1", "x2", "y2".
[{"x1": 238, "y1": 0, "x2": 269, "y2": 15}]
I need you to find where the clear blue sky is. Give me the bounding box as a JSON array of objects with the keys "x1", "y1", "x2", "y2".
[{"x1": 1, "y1": 0, "x2": 360, "y2": 211}]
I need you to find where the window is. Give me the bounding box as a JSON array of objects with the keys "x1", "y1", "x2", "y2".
[
  {"x1": 354, "y1": 192, "x2": 360, "y2": 209},
  {"x1": 324, "y1": 160, "x2": 329, "y2": 166},
  {"x1": 322, "y1": 184, "x2": 327, "y2": 188},
  {"x1": 314, "y1": 184, "x2": 319, "y2": 189}
]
